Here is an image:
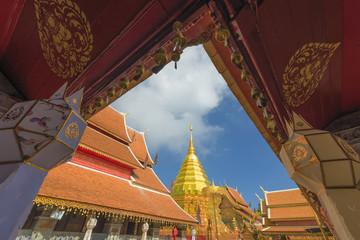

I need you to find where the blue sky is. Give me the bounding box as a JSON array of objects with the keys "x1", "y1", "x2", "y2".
[{"x1": 112, "y1": 46, "x2": 297, "y2": 209}]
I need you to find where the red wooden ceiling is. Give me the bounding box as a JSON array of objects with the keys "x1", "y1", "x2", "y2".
[
  {"x1": 1, "y1": 0, "x2": 359, "y2": 134},
  {"x1": 0, "y1": 0, "x2": 200, "y2": 102},
  {"x1": 233, "y1": 0, "x2": 360, "y2": 131}
]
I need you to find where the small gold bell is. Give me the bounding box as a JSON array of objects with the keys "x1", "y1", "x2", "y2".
[
  {"x1": 94, "y1": 97, "x2": 104, "y2": 107},
  {"x1": 263, "y1": 109, "x2": 274, "y2": 120},
  {"x1": 118, "y1": 76, "x2": 130, "y2": 89},
  {"x1": 171, "y1": 50, "x2": 181, "y2": 69},
  {"x1": 133, "y1": 65, "x2": 145, "y2": 81},
  {"x1": 216, "y1": 26, "x2": 230, "y2": 46},
  {"x1": 153, "y1": 49, "x2": 167, "y2": 66},
  {"x1": 241, "y1": 69, "x2": 251, "y2": 82},
  {"x1": 231, "y1": 52, "x2": 243, "y2": 67},
  {"x1": 84, "y1": 105, "x2": 93, "y2": 115},
  {"x1": 106, "y1": 87, "x2": 115, "y2": 97},
  {"x1": 267, "y1": 120, "x2": 276, "y2": 130},
  {"x1": 251, "y1": 86, "x2": 261, "y2": 99}
]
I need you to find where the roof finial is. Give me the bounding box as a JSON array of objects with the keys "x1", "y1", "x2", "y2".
[
  {"x1": 260, "y1": 185, "x2": 266, "y2": 194},
  {"x1": 188, "y1": 123, "x2": 195, "y2": 154}
]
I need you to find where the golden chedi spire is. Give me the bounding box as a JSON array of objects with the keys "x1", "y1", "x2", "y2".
[
  {"x1": 172, "y1": 123, "x2": 210, "y2": 198},
  {"x1": 188, "y1": 123, "x2": 195, "y2": 154}
]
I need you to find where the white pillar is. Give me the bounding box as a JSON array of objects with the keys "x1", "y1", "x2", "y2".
[
  {"x1": 83, "y1": 217, "x2": 97, "y2": 240},
  {"x1": 141, "y1": 222, "x2": 149, "y2": 240}
]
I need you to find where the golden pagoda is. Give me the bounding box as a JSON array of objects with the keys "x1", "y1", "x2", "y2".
[
  {"x1": 170, "y1": 124, "x2": 262, "y2": 240},
  {"x1": 170, "y1": 124, "x2": 223, "y2": 240},
  {"x1": 172, "y1": 123, "x2": 210, "y2": 197}
]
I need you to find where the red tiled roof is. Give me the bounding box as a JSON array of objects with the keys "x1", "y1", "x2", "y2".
[
  {"x1": 132, "y1": 167, "x2": 169, "y2": 194},
  {"x1": 127, "y1": 127, "x2": 154, "y2": 165},
  {"x1": 226, "y1": 186, "x2": 248, "y2": 207},
  {"x1": 88, "y1": 107, "x2": 131, "y2": 143},
  {"x1": 39, "y1": 163, "x2": 197, "y2": 224},
  {"x1": 262, "y1": 226, "x2": 313, "y2": 233},
  {"x1": 80, "y1": 127, "x2": 142, "y2": 169},
  {"x1": 265, "y1": 189, "x2": 307, "y2": 206},
  {"x1": 269, "y1": 206, "x2": 315, "y2": 220}
]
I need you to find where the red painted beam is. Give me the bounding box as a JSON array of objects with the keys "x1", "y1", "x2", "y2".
[{"x1": 0, "y1": 0, "x2": 26, "y2": 58}]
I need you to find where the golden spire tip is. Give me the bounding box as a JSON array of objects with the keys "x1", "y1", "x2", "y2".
[{"x1": 188, "y1": 123, "x2": 195, "y2": 154}]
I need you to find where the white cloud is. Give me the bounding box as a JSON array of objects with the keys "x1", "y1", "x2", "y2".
[{"x1": 111, "y1": 46, "x2": 228, "y2": 155}]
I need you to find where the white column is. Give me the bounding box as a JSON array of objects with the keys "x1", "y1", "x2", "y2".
[
  {"x1": 141, "y1": 222, "x2": 149, "y2": 240},
  {"x1": 83, "y1": 217, "x2": 97, "y2": 240}
]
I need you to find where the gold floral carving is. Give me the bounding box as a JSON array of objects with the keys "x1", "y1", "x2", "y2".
[
  {"x1": 65, "y1": 121, "x2": 79, "y2": 140},
  {"x1": 34, "y1": 196, "x2": 195, "y2": 224},
  {"x1": 34, "y1": 0, "x2": 93, "y2": 78},
  {"x1": 282, "y1": 42, "x2": 340, "y2": 107}
]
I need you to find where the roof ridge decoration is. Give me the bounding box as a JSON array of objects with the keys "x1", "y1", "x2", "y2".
[{"x1": 126, "y1": 126, "x2": 154, "y2": 165}]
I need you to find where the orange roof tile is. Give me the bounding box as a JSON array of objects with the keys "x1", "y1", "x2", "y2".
[
  {"x1": 226, "y1": 186, "x2": 248, "y2": 207},
  {"x1": 39, "y1": 163, "x2": 197, "y2": 224},
  {"x1": 127, "y1": 127, "x2": 154, "y2": 165},
  {"x1": 262, "y1": 226, "x2": 313, "y2": 233},
  {"x1": 132, "y1": 167, "x2": 169, "y2": 194},
  {"x1": 269, "y1": 206, "x2": 315, "y2": 220},
  {"x1": 265, "y1": 189, "x2": 307, "y2": 206},
  {"x1": 88, "y1": 107, "x2": 131, "y2": 143},
  {"x1": 80, "y1": 127, "x2": 142, "y2": 169}
]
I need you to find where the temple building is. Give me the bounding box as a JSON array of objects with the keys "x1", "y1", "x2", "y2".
[
  {"x1": 17, "y1": 107, "x2": 197, "y2": 239},
  {"x1": 259, "y1": 188, "x2": 334, "y2": 239},
  {"x1": 170, "y1": 125, "x2": 261, "y2": 240}
]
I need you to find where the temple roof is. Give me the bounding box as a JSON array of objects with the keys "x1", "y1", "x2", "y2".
[
  {"x1": 265, "y1": 188, "x2": 307, "y2": 206},
  {"x1": 127, "y1": 126, "x2": 154, "y2": 165},
  {"x1": 172, "y1": 124, "x2": 210, "y2": 196},
  {"x1": 132, "y1": 167, "x2": 169, "y2": 194},
  {"x1": 37, "y1": 163, "x2": 197, "y2": 224},
  {"x1": 80, "y1": 127, "x2": 142, "y2": 169},
  {"x1": 262, "y1": 226, "x2": 315, "y2": 233},
  {"x1": 226, "y1": 185, "x2": 249, "y2": 207},
  {"x1": 87, "y1": 107, "x2": 132, "y2": 143},
  {"x1": 269, "y1": 206, "x2": 314, "y2": 220},
  {"x1": 263, "y1": 188, "x2": 316, "y2": 221}
]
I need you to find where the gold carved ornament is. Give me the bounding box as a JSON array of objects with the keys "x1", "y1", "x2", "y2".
[
  {"x1": 282, "y1": 42, "x2": 340, "y2": 107},
  {"x1": 65, "y1": 121, "x2": 79, "y2": 140},
  {"x1": 283, "y1": 136, "x2": 318, "y2": 171},
  {"x1": 34, "y1": 0, "x2": 93, "y2": 79}
]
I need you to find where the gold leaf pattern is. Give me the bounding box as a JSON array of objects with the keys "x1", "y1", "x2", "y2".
[
  {"x1": 34, "y1": 0, "x2": 93, "y2": 78},
  {"x1": 282, "y1": 42, "x2": 340, "y2": 107},
  {"x1": 34, "y1": 196, "x2": 195, "y2": 224},
  {"x1": 65, "y1": 121, "x2": 79, "y2": 140}
]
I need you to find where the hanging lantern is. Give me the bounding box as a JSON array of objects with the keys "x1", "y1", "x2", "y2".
[
  {"x1": 0, "y1": 83, "x2": 86, "y2": 170},
  {"x1": 280, "y1": 112, "x2": 360, "y2": 240}
]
